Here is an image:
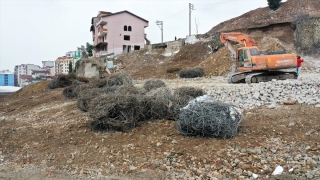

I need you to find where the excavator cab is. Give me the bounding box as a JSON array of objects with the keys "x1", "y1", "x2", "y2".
[{"x1": 237, "y1": 47, "x2": 258, "y2": 68}]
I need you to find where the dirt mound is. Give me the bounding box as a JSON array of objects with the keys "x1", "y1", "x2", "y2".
[
  {"x1": 8, "y1": 80, "x2": 49, "y2": 98},
  {"x1": 116, "y1": 49, "x2": 169, "y2": 79},
  {"x1": 199, "y1": 47, "x2": 232, "y2": 77},
  {"x1": 258, "y1": 36, "x2": 296, "y2": 53},
  {"x1": 207, "y1": 0, "x2": 320, "y2": 34},
  {"x1": 117, "y1": 41, "x2": 214, "y2": 79}
]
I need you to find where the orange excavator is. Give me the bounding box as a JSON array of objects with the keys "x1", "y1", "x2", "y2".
[{"x1": 220, "y1": 32, "x2": 298, "y2": 83}]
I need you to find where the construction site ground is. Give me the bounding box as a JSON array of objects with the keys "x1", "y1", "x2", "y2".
[{"x1": 1, "y1": 72, "x2": 320, "y2": 179}]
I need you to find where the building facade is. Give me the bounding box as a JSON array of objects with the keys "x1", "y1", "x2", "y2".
[
  {"x1": 55, "y1": 57, "x2": 73, "y2": 74},
  {"x1": 90, "y1": 10, "x2": 149, "y2": 58},
  {"x1": 14, "y1": 64, "x2": 41, "y2": 86},
  {"x1": 31, "y1": 69, "x2": 50, "y2": 78},
  {"x1": 42, "y1": 61, "x2": 55, "y2": 76},
  {"x1": 19, "y1": 75, "x2": 32, "y2": 87},
  {"x1": 0, "y1": 71, "x2": 14, "y2": 86}
]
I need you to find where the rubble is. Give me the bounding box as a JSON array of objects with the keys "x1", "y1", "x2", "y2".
[{"x1": 208, "y1": 77, "x2": 320, "y2": 109}]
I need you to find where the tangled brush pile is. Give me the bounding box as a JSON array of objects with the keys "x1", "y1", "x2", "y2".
[
  {"x1": 88, "y1": 94, "x2": 142, "y2": 132},
  {"x1": 178, "y1": 67, "x2": 205, "y2": 78},
  {"x1": 48, "y1": 73, "x2": 88, "y2": 89},
  {"x1": 143, "y1": 79, "x2": 166, "y2": 92},
  {"x1": 177, "y1": 95, "x2": 243, "y2": 139},
  {"x1": 54, "y1": 72, "x2": 244, "y2": 137}
]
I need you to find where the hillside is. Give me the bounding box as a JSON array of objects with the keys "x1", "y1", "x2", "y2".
[
  {"x1": 206, "y1": 0, "x2": 320, "y2": 55},
  {"x1": 207, "y1": 0, "x2": 320, "y2": 33}
]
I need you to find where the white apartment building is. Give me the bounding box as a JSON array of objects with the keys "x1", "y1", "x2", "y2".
[
  {"x1": 55, "y1": 57, "x2": 74, "y2": 74},
  {"x1": 14, "y1": 64, "x2": 41, "y2": 86}
]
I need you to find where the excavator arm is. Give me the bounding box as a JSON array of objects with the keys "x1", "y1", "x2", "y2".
[
  {"x1": 220, "y1": 32, "x2": 258, "y2": 73},
  {"x1": 220, "y1": 32, "x2": 257, "y2": 47}
]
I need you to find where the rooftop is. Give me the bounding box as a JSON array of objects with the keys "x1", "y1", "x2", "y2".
[
  {"x1": 20, "y1": 75, "x2": 32, "y2": 79},
  {"x1": 55, "y1": 57, "x2": 73, "y2": 62},
  {"x1": 95, "y1": 10, "x2": 148, "y2": 23},
  {"x1": 0, "y1": 86, "x2": 21, "y2": 92},
  {"x1": 31, "y1": 70, "x2": 50, "y2": 73}
]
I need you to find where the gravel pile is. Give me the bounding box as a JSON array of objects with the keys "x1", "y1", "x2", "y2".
[{"x1": 208, "y1": 77, "x2": 320, "y2": 109}]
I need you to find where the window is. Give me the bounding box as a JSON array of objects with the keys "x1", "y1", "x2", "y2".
[
  {"x1": 128, "y1": 26, "x2": 132, "y2": 31},
  {"x1": 134, "y1": 45, "x2": 140, "y2": 50},
  {"x1": 124, "y1": 25, "x2": 127, "y2": 31},
  {"x1": 249, "y1": 48, "x2": 260, "y2": 56},
  {"x1": 124, "y1": 35, "x2": 130, "y2": 41},
  {"x1": 123, "y1": 45, "x2": 131, "y2": 53}
]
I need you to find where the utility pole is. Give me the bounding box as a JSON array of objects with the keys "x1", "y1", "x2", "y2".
[
  {"x1": 156, "y1": 20, "x2": 163, "y2": 43},
  {"x1": 189, "y1": 3, "x2": 195, "y2": 36}
]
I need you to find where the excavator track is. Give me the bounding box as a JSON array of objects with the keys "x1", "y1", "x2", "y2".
[
  {"x1": 245, "y1": 71, "x2": 298, "y2": 84},
  {"x1": 245, "y1": 72, "x2": 265, "y2": 84},
  {"x1": 227, "y1": 71, "x2": 298, "y2": 84},
  {"x1": 227, "y1": 72, "x2": 250, "y2": 83}
]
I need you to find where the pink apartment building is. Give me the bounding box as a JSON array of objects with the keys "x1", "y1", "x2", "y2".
[{"x1": 90, "y1": 11, "x2": 149, "y2": 58}]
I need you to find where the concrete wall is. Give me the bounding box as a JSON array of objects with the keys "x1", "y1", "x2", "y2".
[{"x1": 83, "y1": 63, "x2": 99, "y2": 78}]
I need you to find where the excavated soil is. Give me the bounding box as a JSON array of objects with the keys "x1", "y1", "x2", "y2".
[{"x1": 0, "y1": 80, "x2": 320, "y2": 179}]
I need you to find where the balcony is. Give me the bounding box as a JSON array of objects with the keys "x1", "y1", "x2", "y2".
[
  {"x1": 95, "y1": 51, "x2": 108, "y2": 58},
  {"x1": 96, "y1": 39, "x2": 107, "y2": 47},
  {"x1": 96, "y1": 19, "x2": 107, "y2": 26},
  {"x1": 99, "y1": 51, "x2": 108, "y2": 56},
  {"x1": 98, "y1": 28, "x2": 108, "y2": 37}
]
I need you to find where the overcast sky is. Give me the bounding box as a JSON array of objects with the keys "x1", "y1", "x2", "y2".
[{"x1": 0, "y1": 0, "x2": 281, "y2": 72}]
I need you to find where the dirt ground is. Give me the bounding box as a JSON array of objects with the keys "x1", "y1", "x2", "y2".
[{"x1": 0, "y1": 77, "x2": 319, "y2": 179}]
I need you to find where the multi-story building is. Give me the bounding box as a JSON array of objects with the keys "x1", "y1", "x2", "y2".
[
  {"x1": 19, "y1": 75, "x2": 32, "y2": 87},
  {"x1": 0, "y1": 70, "x2": 14, "y2": 86},
  {"x1": 42, "y1": 61, "x2": 55, "y2": 76},
  {"x1": 31, "y1": 69, "x2": 50, "y2": 78},
  {"x1": 14, "y1": 64, "x2": 41, "y2": 86},
  {"x1": 55, "y1": 57, "x2": 73, "y2": 74},
  {"x1": 90, "y1": 10, "x2": 149, "y2": 58}
]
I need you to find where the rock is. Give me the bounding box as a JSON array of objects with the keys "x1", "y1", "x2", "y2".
[
  {"x1": 156, "y1": 142, "x2": 162, "y2": 147},
  {"x1": 212, "y1": 171, "x2": 223, "y2": 178},
  {"x1": 306, "y1": 173, "x2": 314, "y2": 179},
  {"x1": 315, "y1": 104, "x2": 320, "y2": 108},
  {"x1": 288, "y1": 167, "x2": 294, "y2": 172},
  {"x1": 268, "y1": 104, "x2": 277, "y2": 109},
  {"x1": 288, "y1": 122, "x2": 295, "y2": 128},
  {"x1": 283, "y1": 99, "x2": 296, "y2": 105},
  {"x1": 237, "y1": 162, "x2": 251, "y2": 170},
  {"x1": 272, "y1": 165, "x2": 283, "y2": 175},
  {"x1": 252, "y1": 173, "x2": 259, "y2": 179}
]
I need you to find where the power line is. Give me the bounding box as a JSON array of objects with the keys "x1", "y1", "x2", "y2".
[{"x1": 162, "y1": 8, "x2": 188, "y2": 20}]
